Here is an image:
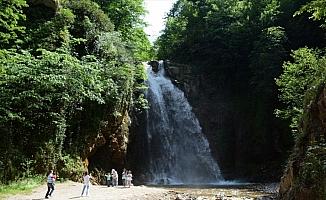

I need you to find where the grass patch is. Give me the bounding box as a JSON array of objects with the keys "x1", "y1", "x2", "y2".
[{"x1": 0, "y1": 176, "x2": 44, "y2": 199}]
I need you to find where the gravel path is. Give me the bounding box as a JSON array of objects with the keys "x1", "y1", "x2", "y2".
[
  {"x1": 4, "y1": 182, "x2": 278, "y2": 200},
  {"x1": 5, "y1": 181, "x2": 169, "y2": 200}
]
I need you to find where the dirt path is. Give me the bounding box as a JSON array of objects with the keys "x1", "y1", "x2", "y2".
[
  {"x1": 5, "y1": 182, "x2": 278, "y2": 200},
  {"x1": 5, "y1": 181, "x2": 169, "y2": 200}
]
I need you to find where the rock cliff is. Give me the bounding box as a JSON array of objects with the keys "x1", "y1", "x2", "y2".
[
  {"x1": 279, "y1": 85, "x2": 326, "y2": 200},
  {"x1": 87, "y1": 106, "x2": 132, "y2": 176},
  {"x1": 164, "y1": 60, "x2": 292, "y2": 181}
]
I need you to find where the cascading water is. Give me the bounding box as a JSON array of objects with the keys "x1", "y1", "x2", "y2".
[{"x1": 146, "y1": 61, "x2": 223, "y2": 184}]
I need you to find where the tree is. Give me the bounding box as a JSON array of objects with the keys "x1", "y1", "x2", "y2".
[
  {"x1": 94, "y1": 0, "x2": 145, "y2": 35},
  {"x1": 295, "y1": 0, "x2": 326, "y2": 25},
  {"x1": 0, "y1": 0, "x2": 149, "y2": 183},
  {"x1": 94, "y1": 0, "x2": 153, "y2": 61},
  {"x1": 276, "y1": 48, "x2": 326, "y2": 131},
  {"x1": 0, "y1": 0, "x2": 27, "y2": 48}
]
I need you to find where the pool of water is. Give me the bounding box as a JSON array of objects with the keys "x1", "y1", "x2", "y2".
[{"x1": 151, "y1": 183, "x2": 279, "y2": 199}]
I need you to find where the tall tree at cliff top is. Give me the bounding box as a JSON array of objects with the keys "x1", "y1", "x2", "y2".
[
  {"x1": 94, "y1": 0, "x2": 154, "y2": 61},
  {"x1": 0, "y1": 0, "x2": 150, "y2": 184}
]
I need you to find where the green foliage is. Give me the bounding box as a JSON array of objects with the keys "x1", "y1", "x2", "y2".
[
  {"x1": 250, "y1": 26, "x2": 287, "y2": 94},
  {"x1": 65, "y1": 0, "x2": 114, "y2": 33},
  {"x1": 0, "y1": 175, "x2": 43, "y2": 197},
  {"x1": 34, "y1": 142, "x2": 58, "y2": 174},
  {"x1": 95, "y1": 31, "x2": 132, "y2": 62},
  {"x1": 0, "y1": 147, "x2": 28, "y2": 184},
  {"x1": 0, "y1": 0, "x2": 150, "y2": 185},
  {"x1": 133, "y1": 63, "x2": 148, "y2": 111},
  {"x1": 0, "y1": 48, "x2": 144, "y2": 181},
  {"x1": 155, "y1": 0, "x2": 194, "y2": 59},
  {"x1": 0, "y1": 0, "x2": 27, "y2": 48},
  {"x1": 275, "y1": 48, "x2": 326, "y2": 131},
  {"x1": 156, "y1": 0, "x2": 288, "y2": 65},
  {"x1": 56, "y1": 154, "x2": 85, "y2": 181},
  {"x1": 95, "y1": 0, "x2": 145, "y2": 36},
  {"x1": 24, "y1": 7, "x2": 75, "y2": 51},
  {"x1": 259, "y1": 0, "x2": 281, "y2": 26},
  {"x1": 128, "y1": 28, "x2": 155, "y2": 61},
  {"x1": 295, "y1": 0, "x2": 326, "y2": 25},
  {"x1": 0, "y1": 50, "x2": 106, "y2": 157},
  {"x1": 94, "y1": 0, "x2": 153, "y2": 61},
  {"x1": 156, "y1": 0, "x2": 325, "y2": 181},
  {"x1": 298, "y1": 143, "x2": 326, "y2": 189},
  {"x1": 63, "y1": 0, "x2": 114, "y2": 57}
]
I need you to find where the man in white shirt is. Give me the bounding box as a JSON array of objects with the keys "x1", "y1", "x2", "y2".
[{"x1": 81, "y1": 171, "x2": 91, "y2": 196}]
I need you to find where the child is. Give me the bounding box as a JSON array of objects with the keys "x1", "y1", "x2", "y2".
[
  {"x1": 81, "y1": 171, "x2": 91, "y2": 197},
  {"x1": 105, "y1": 172, "x2": 111, "y2": 187}
]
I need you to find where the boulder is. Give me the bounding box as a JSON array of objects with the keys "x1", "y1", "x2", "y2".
[{"x1": 148, "y1": 60, "x2": 159, "y2": 73}]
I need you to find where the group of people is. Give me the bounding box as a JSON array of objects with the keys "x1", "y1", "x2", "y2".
[
  {"x1": 45, "y1": 168, "x2": 133, "y2": 198},
  {"x1": 105, "y1": 168, "x2": 133, "y2": 188},
  {"x1": 122, "y1": 169, "x2": 133, "y2": 187},
  {"x1": 106, "y1": 169, "x2": 118, "y2": 186}
]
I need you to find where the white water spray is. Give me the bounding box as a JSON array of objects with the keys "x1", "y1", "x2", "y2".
[{"x1": 146, "y1": 61, "x2": 224, "y2": 184}]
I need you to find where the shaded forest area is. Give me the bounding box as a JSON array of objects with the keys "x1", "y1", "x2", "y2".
[{"x1": 156, "y1": 0, "x2": 325, "y2": 198}]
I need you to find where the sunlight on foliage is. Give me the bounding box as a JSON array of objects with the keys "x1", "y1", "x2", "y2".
[{"x1": 276, "y1": 48, "x2": 326, "y2": 132}]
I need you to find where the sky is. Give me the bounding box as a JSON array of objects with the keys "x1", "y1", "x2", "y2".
[{"x1": 144, "y1": 0, "x2": 177, "y2": 43}]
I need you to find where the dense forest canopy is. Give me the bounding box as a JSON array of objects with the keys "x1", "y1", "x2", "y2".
[
  {"x1": 156, "y1": 0, "x2": 325, "y2": 140},
  {"x1": 0, "y1": 0, "x2": 151, "y2": 183}
]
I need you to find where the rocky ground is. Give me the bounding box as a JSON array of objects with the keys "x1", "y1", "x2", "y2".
[
  {"x1": 4, "y1": 181, "x2": 278, "y2": 200},
  {"x1": 163, "y1": 183, "x2": 278, "y2": 200}
]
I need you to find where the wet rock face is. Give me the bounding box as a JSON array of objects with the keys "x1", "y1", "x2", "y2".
[
  {"x1": 163, "y1": 61, "x2": 291, "y2": 181},
  {"x1": 148, "y1": 61, "x2": 159, "y2": 73},
  {"x1": 87, "y1": 111, "x2": 131, "y2": 178},
  {"x1": 278, "y1": 163, "x2": 293, "y2": 196}
]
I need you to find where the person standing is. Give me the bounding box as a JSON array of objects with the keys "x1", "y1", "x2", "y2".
[
  {"x1": 122, "y1": 169, "x2": 127, "y2": 187},
  {"x1": 114, "y1": 170, "x2": 119, "y2": 186},
  {"x1": 45, "y1": 170, "x2": 55, "y2": 199},
  {"x1": 105, "y1": 172, "x2": 112, "y2": 187},
  {"x1": 81, "y1": 171, "x2": 91, "y2": 197},
  {"x1": 126, "y1": 170, "x2": 133, "y2": 188},
  {"x1": 111, "y1": 169, "x2": 118, "y2": 187}
]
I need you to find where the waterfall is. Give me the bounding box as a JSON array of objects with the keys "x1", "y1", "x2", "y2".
[{"x1": 145, "y1": 61, "x2": 223, "y2": 184}]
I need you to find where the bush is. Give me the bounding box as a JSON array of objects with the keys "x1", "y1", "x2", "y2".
[{"x1": 57, "y1": 154, "x2": 85, "y2": 182}]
